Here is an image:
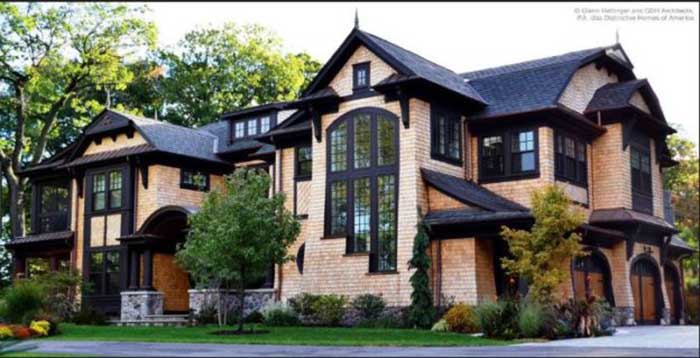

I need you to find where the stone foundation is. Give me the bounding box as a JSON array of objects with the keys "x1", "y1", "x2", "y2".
[
  {"x1": 660, "y1": 307, "x2": 671, "y2": 325},
  {"x1": 188, "y1": 289, "x2": 276, "y2": 318},
  {"x1": 614, "y1": 306, "x2": 635, "y2": 326},
  {"x1": 121, "y1": 291, "x2": 164, "y2": 321}
]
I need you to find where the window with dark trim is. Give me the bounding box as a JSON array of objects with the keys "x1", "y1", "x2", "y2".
[
  {"x1": 91, "y1": 169, "x2": 122, "y2": 212},
  {"x1": 326, "y1": 108, "x2": 398, "y2": 272},
  {"x1": 230, "y1": 114, "x2": 276, "y2": 141},
  {"x1": 479, "y1": 128, "x2": 538, "y2": 181},
  {"x1": 555, "y1": 131, "x2": 588, "y2": 187},
  {"x1": 180, "y1": 169, "x2": 210, "y2": 191},
  {"x1": 353, "y1": 62, "x2": 370, "y2": 91},
  {"x1": 295, "y1": 145, "x2": 312, "y2": 180},
  {"x1": 88, "y1": 250, "x2": 121, "y2": 296},
  {"x1": 631, "y1": 144, "x2": 652, "y2": 214},
  {"x1": 431, "y1": 106, "x2": 462, "y2": 164},
  {"x1": 36, "y1": 180, "x2": 69, "y2": 233}
]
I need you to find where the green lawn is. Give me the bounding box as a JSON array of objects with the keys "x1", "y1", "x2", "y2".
[{"x1": 44, "y1": 324, "x2": 510, "y2": 347}]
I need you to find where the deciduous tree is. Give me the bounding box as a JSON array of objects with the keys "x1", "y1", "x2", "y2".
[
  {"x1": 500, "y1": 185, "x2": 585, "y2": 303},
  {"x1": 176, "y1": 168, "x2": 300, "y2": 331}
]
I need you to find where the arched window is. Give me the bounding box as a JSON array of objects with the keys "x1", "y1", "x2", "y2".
[
  {"x1": 325, "y1": 108, "x2": 399, "y2": 272},
  {"x1": 573, "y1": 251, "x2": 614, "y2": 305}
]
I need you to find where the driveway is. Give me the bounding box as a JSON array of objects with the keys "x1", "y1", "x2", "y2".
[{"x1": 13, "y1": 326, "x2": 699, "y2": 357}]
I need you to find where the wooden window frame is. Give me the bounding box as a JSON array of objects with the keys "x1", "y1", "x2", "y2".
[
  {"x1": 554, "y1": 130, "x2": 588, "y2": 188},
  {"x1": 33, "y1": 179, "x2": 70, "y2": 234},
  {"x1": 294, "y1": 145, "x2": 312, "y2": 181},
  {"x1": 478, "y1": 127, "x2": 539, "y2": 183},
  {"x1": 89, "y1": 167, "x2": 125, "y2": 214},
  {"x1": 352, "y1": 62, "x2": 371, "y2": 92},
  {"x1": 229, "y1": 113, "x2": 278, "y2": 142},
  {"x1": 180, "y1": 168, "x2": 210, "y2": 191},
  {"x1": 430, "y1": 105, "x2": 463, "y2": 166},
  {"x1": 324, "y1": 108, "x2": 399, "y2": 273}
]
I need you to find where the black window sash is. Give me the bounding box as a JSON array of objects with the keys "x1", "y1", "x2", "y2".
[
  {"x1": 553, "y1": 131, "x2": 588, "y2": 186},
  {"x1": 89, "y1": 167, "x2": 125, "y2": 214},
  {"x1": 479, "y1": 128, "x2": 538, "y2": 180},
  {"x1": 431, "y1": 106, "x2": 462, "y2": 164},
  {"x1": 295, "y1": 145, "x2": 312, "y2": 180}
]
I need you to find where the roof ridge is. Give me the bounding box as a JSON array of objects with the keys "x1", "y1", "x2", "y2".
[{"x1": 461, "y1": 45, "x2": 611, "y2": 80}]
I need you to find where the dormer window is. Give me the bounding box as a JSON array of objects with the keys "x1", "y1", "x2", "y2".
[
  {"x1": 231, "y1": 114, "x2": 276, "y2": 141},
  {"x1": 353, "y1": 62, "x2": 370, "y2": 91}
]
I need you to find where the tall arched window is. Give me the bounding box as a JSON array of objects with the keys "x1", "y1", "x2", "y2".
[{"x1": 325, "y1": 108, "x2": 399, "y2": 272}]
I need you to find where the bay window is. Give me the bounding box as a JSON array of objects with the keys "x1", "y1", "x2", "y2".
[{"x1": 326, "y1": 108, "x2": 398, "y2": 272}]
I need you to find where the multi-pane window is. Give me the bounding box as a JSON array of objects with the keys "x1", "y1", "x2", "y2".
[
  {"x1": 235, "y1": 122, "x2": 245, "y2": 138},
  {"x1": 89, "y1": 251, "x2": 121, "y2": 296},
  {"x1": 353, "y1": 62, "x2": 370, "y2": 90},
  {"x1": 326, "y1": 109, "x2": 398, "y2": 272},
  {"x1": 295, "y1": 145, "x2": 312, "y2": 179},
  {"x1": 37, "y1": 181, "x2": 69, "y2": 233},
  {"x1": 329, "y1": 181, "x2": 348, "y2": 235},
  {"x1": 330, "y1": 122, "x2": 348, "y2": 172},
  {"x1": 481, "y1": 136, "x2": 504, "y2": 177},
  {"x1": 480, "y1": 129, "x2": 538, "y2": 181},
  {"x1": 247, "y1": 119, "x2": 258, "y2": 136},
  {"x1": 511, "y1": 130, "x2": 535, "y2": 173},
  {"x1": 260, "y1": 116, "x2": 271, "y2": 133},
  {"x1": 431, "y1": 106, "x2": 462, "y2": 164},
  {"x1": 181, "y1": 169, "x2": 210, "y2": 191},
  {"x1": 109, "y1": 171, "x2": 122, "y2": 209},
  {"x1": 91, "y1": 170, "x2": 122, "y2": 212},
  {"x1": 554, "y1": 132, "x2": 588, "y2": 186},
  {"x1": 92, "y1": 174, "x2": 106, "y2": 211},
  {"x1": 631, "y1": 143, "x2": 653, "y2": 214}
]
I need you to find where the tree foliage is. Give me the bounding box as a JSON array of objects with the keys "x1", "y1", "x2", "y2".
[
  {"x1": 0, "y1": 3, "x2": 156, "y2": 236},
  {"x1": 407, "y1": 218, "x2": 435, "y2": 329},
  {"x1": 175, "y1": 168, "x2": 300, "y2": 331},
  {"x1": 664, "y1": 131, "x2": 699, "y2": 290},
  {"x1": 500, "y1": 185, "x2": 585, "y2": 303},
  {"x1": 156, "y1": 23, "x2": 320, "y2": 127}
]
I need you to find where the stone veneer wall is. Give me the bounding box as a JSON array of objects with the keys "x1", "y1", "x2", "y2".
[
  {"x1": 121, "y1": 291, "x2": 163, "y2": 321},
  {"x1": 188, "y1": 289, "x2": 276, "y2": 318}
]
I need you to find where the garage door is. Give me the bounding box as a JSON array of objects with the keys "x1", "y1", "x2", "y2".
[{"x1": 631, "y1": 259, "x2": 659, "y2": 325}]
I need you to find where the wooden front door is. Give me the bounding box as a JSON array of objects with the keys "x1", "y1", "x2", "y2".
[{"x1": 631, "y1": 259, "x2": 659, "y2": 324}]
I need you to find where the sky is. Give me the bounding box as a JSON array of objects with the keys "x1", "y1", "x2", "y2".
[{"x1": 139, "y1": 2, "x2": 697, "y2": 144}]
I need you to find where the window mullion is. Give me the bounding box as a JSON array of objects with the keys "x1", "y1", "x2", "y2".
[{"x1": 504, "y1": 131, "x2": 512, "y2": 176}]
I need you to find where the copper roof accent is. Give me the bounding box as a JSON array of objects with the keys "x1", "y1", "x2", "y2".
[
  {"x1": 6, "y1": 230, "x2": 74, "y2": 248},
  {"x1": 59, "y1": 144, "x2": 156, "y2": 168},
  {"x1": 589, "y1": 208, "x2": 677, "y2": 233}
]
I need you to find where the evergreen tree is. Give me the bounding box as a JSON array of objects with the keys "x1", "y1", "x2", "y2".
[{"x1": 408, "y1": 218, "x2": 435, "y2": 329}]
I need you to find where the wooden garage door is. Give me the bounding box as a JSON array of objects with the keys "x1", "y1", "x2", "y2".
[
  {"x1": 573, "y1": 253, "x2": 612, "y2": 303},
  {"x1": 631, "y1": 259, "x2": 658, "y2": 324},
  {"x1": 664, "y1": 266, "x2": 680, "y2": 323}
]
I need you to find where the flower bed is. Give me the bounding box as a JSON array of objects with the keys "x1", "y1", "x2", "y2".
[{"x1": 0, "y1": 320, "x2": 54, "y2": 340}]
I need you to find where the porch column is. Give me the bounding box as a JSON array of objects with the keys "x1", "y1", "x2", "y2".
[
  {"x1": 142, "y1": 248, "x2": 154, "y2": 290},
  {"x1": 128, "y1": 249, "x2": 141, "y2": 290},
  {"x1": 49, "y1": 256, "x2": 59, "y2": 271}
]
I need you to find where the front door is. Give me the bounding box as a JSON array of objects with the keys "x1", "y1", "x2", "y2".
[{"x1": 631, "y1": 259, "x2": 659, "y2": 324}]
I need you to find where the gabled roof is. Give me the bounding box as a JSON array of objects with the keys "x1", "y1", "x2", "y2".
[
  {"x1": 421, "y1": 168, "x2": 527, "y2": 212},
  {"x1": 461, "y1": 45, "x2": 634, "y2": 119},
  {"x1": 585, "y1": 79, "x2": 668, "y2": 124},
  {"x1": 302, "y1": 28, "x2": 485, "y2": 105},
  {"x1": 58, "y1": 109, "x2": 228, "y2": 167}
]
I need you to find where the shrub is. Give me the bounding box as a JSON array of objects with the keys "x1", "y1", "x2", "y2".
[
  {"x1": 475, "y1": 299, "x2": 520, "y2": 340},
  {"x1": 312, "y1": 294, "x2": 347, "y2": 326},
  {"x1": 443, "y1": 303, "x2": 479, "y2": 333},
  {"x1": 288, "y1": 293, "x2": 322, "y2": 318},
  {"x1": 0, "y1": 281, "x2": 46, "y2": 324},
  {"x1": 70, "y1": 307, "x2": 107, "y2": 326},
  {"x1": 261, "y1": 302, "x2": 300, "y2": 327},
  {"x1": 9, "y1": 326, "x2": 33, "y2": 340},
  {"x1": 32, "y1": 312, "x2": 60, "y2": 336},
  {"x1": 0, "y1": 326, "x2": 13, "y2": 340},
  {"x1": 351, "y1": 294, "x2": 386, "y2": 321},
  {"x1": 29, "y1": 321, "x2": 50, "y2": 337},
  {"x1": 244, "y1": 311, "x2": 264, "y2": 324},
  {"x1": 518, "y1": 301, "x2": 544, "y2": 338},
  {"x1": 30, "y1": 270, "x2": 84, "y2": 321},
  {"x1": 554, "y1": 297, "x2": 615, "y2": 339},
  {"x1": 430, "y1": 318, "x2": 448, "y2": 332},
  {"x1": 193, "y1": 301, "x2": 218, "y2": 325}
]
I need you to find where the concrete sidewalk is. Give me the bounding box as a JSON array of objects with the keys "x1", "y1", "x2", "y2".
[{"x1": 14, "y1": 326, "x2": 700, "y2": 357}]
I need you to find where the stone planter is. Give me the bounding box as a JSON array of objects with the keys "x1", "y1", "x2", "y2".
[
  {"x1": 188, "y1": 288, "x2": 276, "y2": 318},
  {"x1": 121, "y1": 291, "x2": 164, "y2": 321}
]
